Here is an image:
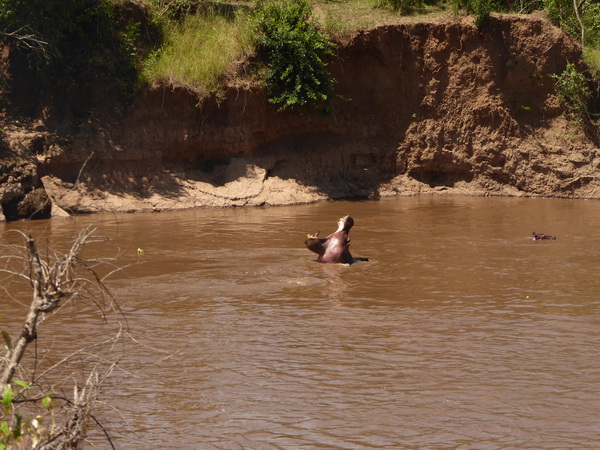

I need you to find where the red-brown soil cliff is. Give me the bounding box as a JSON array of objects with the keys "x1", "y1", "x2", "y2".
[{"x1": 1, "y1": 14, "x2": 599, "y2": 220}]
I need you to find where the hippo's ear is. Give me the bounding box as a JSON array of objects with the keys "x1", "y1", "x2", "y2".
[{"x1": 305, "y1": 237, "x2": 325, "y2": 254}]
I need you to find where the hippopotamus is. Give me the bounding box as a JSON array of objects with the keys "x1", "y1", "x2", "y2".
[
  {"x1": 531, "y1": 232, "x2": 557, "y2": 240},
  {"x1": 305, "y1": 215, "x2": 367, "y2": 264}
]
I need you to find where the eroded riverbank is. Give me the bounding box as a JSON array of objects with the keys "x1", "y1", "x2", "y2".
[{"x1": 1, "y1": 14, "x2": 599, "y2": 221}]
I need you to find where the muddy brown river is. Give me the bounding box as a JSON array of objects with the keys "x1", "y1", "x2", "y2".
[{"x1": 2, "y1": 196, "x2": 600, "y2": 448}]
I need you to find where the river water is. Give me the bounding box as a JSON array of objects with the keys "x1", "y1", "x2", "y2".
[{"x1": 2, "y1": 196, "x2": 600, "y2": 448}]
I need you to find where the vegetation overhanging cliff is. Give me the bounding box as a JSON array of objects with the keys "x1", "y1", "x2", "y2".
[{"x1": 1, "y1": 6, "x2": 599, "y2": 221}]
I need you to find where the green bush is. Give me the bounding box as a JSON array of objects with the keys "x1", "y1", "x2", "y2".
[
  {"x1": 473, "y1": 0, "x2": 493, "y2": 29},
  {"x1": 542, "y1": 0, "x2": 600, "y2": 47},
  {"x1": 446, "y1": 0, "x2": 497, "y2": 28},
  {"x1": 551, "y1": 62, "x2": 592, "y2": 122},
  {"x1": 252, "y1": 0, "x2": 336, "y2": 113},
  {"x1": 582, "y1": 2, "x2": 600, "y2": 47}
]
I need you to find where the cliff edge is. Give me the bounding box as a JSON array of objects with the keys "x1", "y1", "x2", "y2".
[{"x1": 1, "y1": 13, "x2": 599, "y2": 221}]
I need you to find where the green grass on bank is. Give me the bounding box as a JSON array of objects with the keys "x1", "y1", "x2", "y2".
[
  {"x1": 138, "y1": 0, "x2": 598, "y2": 97},
  {"x1": 139, "y1": 0, "x2": 450, "y2": 92},
  {"x1": 583, "y1": 46, "x2": 600, "y2": 77},
  {"x1": 142, "y1": 6, "x2": 255, "y2": 92}
]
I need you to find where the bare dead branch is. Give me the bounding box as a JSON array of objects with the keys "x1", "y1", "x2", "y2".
[
  {"x1": 32, "y1": 326, "x2": 124, "y2": 384},
  {"x1": 35, "y1": 371, "x2": 101, "y2": 450},
  {"x1": 1, "y1": 226, "x2": 126, "y2": 448},
  {"x1": 0, "y1": 27, "x2": 52, "y2": 60}
]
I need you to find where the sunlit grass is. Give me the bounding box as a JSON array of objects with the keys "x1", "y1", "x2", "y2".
[
  {"x1": 138, "y1": 0, "x2": 456, "y2": 90},
  {"x1": 316, "y1": 0, "x2": 393, "y2": 37},
  {"x1": 315, "y1": 0, "x2": 449, "y2": 39},
  {"x1": 583, "y1": 46, "x2": 600, "y2": 78},
  {"x1": 142, "y1": 8, "x2": 255, "y2": 92}
]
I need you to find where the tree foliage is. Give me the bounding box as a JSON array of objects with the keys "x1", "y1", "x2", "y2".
[
  {"x1": 542, "y1": 0, "x2": 600, "y2": 47},
  {"x1": 0, "y1": 0, "x2": 140, "y2": 102},
  {"x1": 551, "y1": 61, "x2": 592, "y2": 122},
  {"x1": 252, "y1": 0, "x2": 336, "y2": 113}
]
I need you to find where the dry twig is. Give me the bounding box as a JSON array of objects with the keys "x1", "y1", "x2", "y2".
[{"x1": 1, "y1": 226, "x2": 122, "y2": 448}]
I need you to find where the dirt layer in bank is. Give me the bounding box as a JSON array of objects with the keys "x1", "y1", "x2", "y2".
[{"x1": 1, "y1": 12, "x2": 599, "y2": 221}]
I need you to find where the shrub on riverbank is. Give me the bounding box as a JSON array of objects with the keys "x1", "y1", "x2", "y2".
[{"x1": 252, "y1": 0, "x2": 336, "y2": 112}]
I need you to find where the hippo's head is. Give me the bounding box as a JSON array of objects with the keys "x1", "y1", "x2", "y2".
[{"x1": 336, "y1": 215, "x2": 354, "y2": 233}]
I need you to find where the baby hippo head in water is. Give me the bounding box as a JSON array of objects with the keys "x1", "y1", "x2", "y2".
[
  {"x1": 305, "y1": 215, "x2": 355, "y2": 264},
  {"x1": 531, "y1": 231, "x2": 557, "y2": 240}
]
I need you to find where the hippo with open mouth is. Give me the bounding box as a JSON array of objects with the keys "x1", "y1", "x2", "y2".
[{"x1": 305, "y1": 215, "x2": 366, "y2": 264}]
